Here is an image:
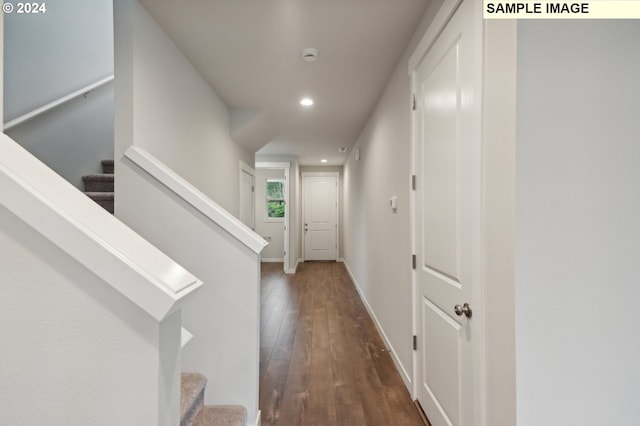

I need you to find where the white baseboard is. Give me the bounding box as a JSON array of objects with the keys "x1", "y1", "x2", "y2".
[
  {"x1": 285, "y1": 258, "x2": 302, "y2": 274},
  {"x1": 250, "y1": 410, "x2": 261, "y2": 426},
  {"x1": 261, "y1": 258, "x2": 284, "y2": 263},
  {"x1": 337, "y1": 257, "x2": 345, "y2": 263},
  {"x1": 341, "y1": 260, "x2": 413, "y2": 391}
]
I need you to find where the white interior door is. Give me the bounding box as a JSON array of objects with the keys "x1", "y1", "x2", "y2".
[
  {"x1": 239, "y1": 164, "x2": 255, "y2": 229},
  {"x1": 303, "y1": 174, "x2": 338, "y2": 261},
  {"x1": 413, "y1": 1, "x2": 481, "y2": 425}
]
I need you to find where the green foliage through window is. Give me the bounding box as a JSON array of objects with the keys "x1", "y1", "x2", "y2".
[{"x1": 266, "y1": 179, "x2": 285, "y2": 219}]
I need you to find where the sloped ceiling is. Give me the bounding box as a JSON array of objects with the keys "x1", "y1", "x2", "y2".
[{"x1": 139, "y1": 0, "x2": 430, "y2": 165}]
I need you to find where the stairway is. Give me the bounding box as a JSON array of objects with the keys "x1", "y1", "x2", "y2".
[
  {"x1": 80, "y1": 160, "x2": 247, "y2": 423},
  {"x1": 181, "y1": 373, "x2": 247, "y2": 426},
  {"x1": 83, "y1": 159, "x2": 114, "y2": 213}
]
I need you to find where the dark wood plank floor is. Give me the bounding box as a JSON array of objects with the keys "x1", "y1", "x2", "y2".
[{"x1": 259, "y1": 261, "x2": 426, "y2": 426}]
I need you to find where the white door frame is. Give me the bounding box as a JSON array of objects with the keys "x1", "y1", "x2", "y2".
[
  {"x1": 409, "y1": 0, "x2": 485, "y2": 424},
  {"x1": 301, "y1": 172, "x2": 339, "y2": 261},
  {"x1": 239, "y1": 161, "x2": 255, "y2": 230},
  {"x1": 256, "y1": 161, "x2": 290, "y2": 274}
]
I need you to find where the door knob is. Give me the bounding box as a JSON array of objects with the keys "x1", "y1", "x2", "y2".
[{"x1": 454, "y1": 303, "x2": 472, "y2": 318}]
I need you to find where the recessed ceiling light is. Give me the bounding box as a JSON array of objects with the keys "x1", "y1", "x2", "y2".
[
  {"x1": 300, "y1": 98, "x2": 314, "y2": 106},
  {"x1": 321, "y1": 159, "x2": 328, "y2": 163}
]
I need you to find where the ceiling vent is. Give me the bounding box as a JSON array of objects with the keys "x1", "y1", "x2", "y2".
[{"x1": 302, "y1": 48, "x2": 319, "y2": 62}]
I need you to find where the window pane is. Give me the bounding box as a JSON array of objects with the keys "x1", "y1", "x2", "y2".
[
  {"x1": 266, "y1": 180, "x2": 284, "y2": 199},
  {"x1": 267, "y1": 200, "x2": 285, "y2": 218}
]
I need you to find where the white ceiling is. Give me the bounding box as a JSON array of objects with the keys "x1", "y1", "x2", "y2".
[{"x1": 139, "y1": 0, "x2": 430, "y2": 166}]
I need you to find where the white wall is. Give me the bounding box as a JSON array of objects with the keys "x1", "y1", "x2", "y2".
[
  {"x1": 4, "y1": 0, "x2": 114, "y2": 189},
  {"x1": 342, "y1": 1, "x2": 443, "y2": 388},
  {"x1": 0, "y1": 204, "x2": 181, "y2": 425},
  {"x1": 114, "y1": 0, "x2": 253, "y2": 217},
  {"x1": 255, "y1": 168, "x2": 285, "y2": 261},
  {"x1": 515, "y1": 20, "x2": 640, "y2": 426},
  {"x1": 3, "y1": 0, "x2": 113, "y2": 120}
]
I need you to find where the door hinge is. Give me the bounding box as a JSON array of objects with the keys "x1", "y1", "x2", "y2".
[
  {"x1": 252, "y1": 186, "x2": 255, "y2": 192},
  {"x1": 284, "y1": 251, "x2": 286, "y2": 256},
  {"x1": 412, "y1": 94, "x2": 417, "y2": 111},
  {"x1": 412, "y1": 254, "x2": 416, "y2": 270},
  {"x1": 413, "y1": 335, "x2": 417, "y2": 350},
  {"x1": 412, "y1": 175, "x2": 416, "y2": 191}
]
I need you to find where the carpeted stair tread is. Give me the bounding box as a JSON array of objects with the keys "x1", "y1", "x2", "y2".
[
  {"x1": 82, "y1": 173, "x2": 114, "y2": 192},
  {"x1": 83, "y1": 160, "x2": 115, "y2": 213},
  {"x1": 181, "y1": 373, "x2": 207, "y2": 426},
  {"x1": 193, "y1": 405, "x2": 248, "y2": 426},
  {"x1": 101, "y1": 159, "x2": 114, "y2": 174},
  {"x1": 84, "y1": 192, "x2": 114, "y2": 214},
  {"x1": 84, "y1": 191, "x2": 114, "y2": 200}
]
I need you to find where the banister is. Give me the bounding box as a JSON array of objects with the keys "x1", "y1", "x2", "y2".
[
  {"x1": 124, "y1": 146, "x2": 268, "y2": 254},
  {"x1": 3, "y1": 75, "x2": 114, "y2": 131},
  {"x1": 0, "y1": 134, "x2": 202, "y2": 321}
]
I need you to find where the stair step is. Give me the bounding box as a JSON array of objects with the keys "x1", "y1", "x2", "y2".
[
  {"x1": 101, "y1": 159, "x2": 114, "y2": 174},
  {"x1": 193, "y1": 405, "x2": 248, "y2": 426},
  {"x1": 181, "y1": 373, "x2": 207, "y2": 426},
  {"x1": 85, "y1": 192, "x2": 114, "y2": 214},
  {"x1": 82, "y1": 173, "x2": 114, "y2": 192}
]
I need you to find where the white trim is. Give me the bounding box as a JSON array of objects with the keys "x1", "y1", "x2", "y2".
[
  {"x1": 3, "y1": 75, "x2": 114, "y2": 131},
  {"x1": 239, "y1": 161, "x2": 256, "y2": 230},
  {"x1": 260, "y1": 257, "x2": 284, "y2": 263},
  {"x1": 239, "y1": 161, "x2": 255, "y2": 175},
  {"x1": 286, "y1": 258, "x2": 303, "y2": 274},
  {"x1": 256, "y1": 162, "x2": 291, "y2": 274},
  {"x1": 408, "y1": 0, "x2": 463, "y2": 74},
  {"x1": 124, "y1": 147, "x2": 267, "y2": 254},
  {"x1": 410, "y1": 52, "x2": 420, "y2": 402},
  {"x1": 251, "y1": 410, "x2": 261, "y2": 426},
  {"x1": 181, "y1": 328, "x2": 194, "y2": 348},
  {"x1": 342, "y1": 260, "x2": 413, "y2": 390},
  {"x1": 301, "y1": 172, "x2": 340, "y2": 261},
  {"x1": 263, "y1": 218, "x2": 285, "y2": 223},
  {"x1": 0, "y1": 134, "x2": 202, "y2": 322}
]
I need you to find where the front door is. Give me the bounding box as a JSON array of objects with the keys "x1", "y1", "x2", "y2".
[
  {"x1": 413, "y1": 1, "x2": 481, "y2": 425},
  {"x1": 303, "y1": 174, "x2": 338, "y2": 261}
]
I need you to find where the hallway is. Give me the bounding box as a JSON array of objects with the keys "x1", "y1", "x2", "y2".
[{"x1": 259, "y1": 262, "x2": 427, "y2": 426}]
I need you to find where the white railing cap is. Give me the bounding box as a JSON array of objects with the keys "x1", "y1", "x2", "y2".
[
  {"x1": 0, "y1": 134, "x2": 202, "y2": 322},
  {"x1": 124, "y1": 146, "x2": 268, "y2": 254}
]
